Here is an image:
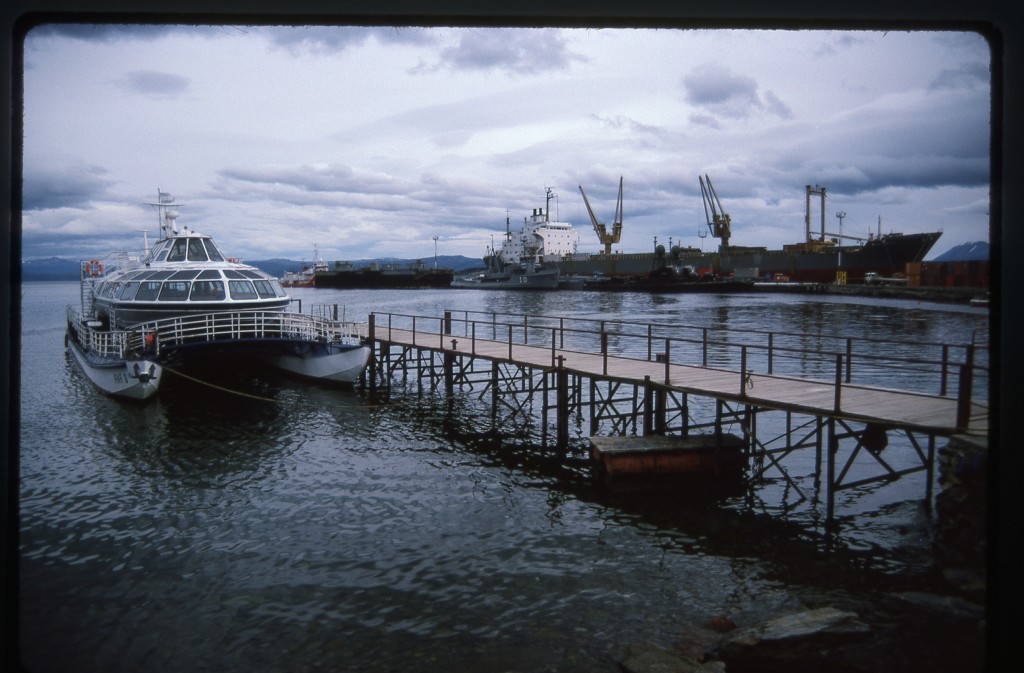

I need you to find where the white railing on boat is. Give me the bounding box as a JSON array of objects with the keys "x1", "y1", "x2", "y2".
[
  {"x1": 67, "y1": 306, "x2": 133, "y2": 358},
  {"x1": 138, "y1": 310, "x2": 366, "y2": 352},
  {"x1": 68, "y1": 306, "x2": 367, "y2": 358}
]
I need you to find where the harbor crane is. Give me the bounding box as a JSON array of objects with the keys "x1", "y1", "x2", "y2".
[
  {"x1": 699, "y1": 174, "x2": 731, "y2": 248},
  {"x1": 579, "y1": 176, "x2": 623, "y2": 255}
]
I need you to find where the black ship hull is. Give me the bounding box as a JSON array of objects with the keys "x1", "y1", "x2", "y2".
[
  {"x1": 546, "y1": 231, "x2": 942, "y2": 283},
  {"x1": 315, "y1": 268, "x2": 454, "y2": 289}
]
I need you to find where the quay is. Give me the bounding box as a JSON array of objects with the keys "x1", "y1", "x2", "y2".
[{"x1": 363, "y1": 310, "x2": 988, "y2": 525}]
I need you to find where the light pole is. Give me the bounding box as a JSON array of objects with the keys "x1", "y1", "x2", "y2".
[
  {"x1": 835, "y1": 210, "x2": 846, "y2": 242},
  {"x1": 432, "y1": 236, "x2": 439, "y2": 269}
]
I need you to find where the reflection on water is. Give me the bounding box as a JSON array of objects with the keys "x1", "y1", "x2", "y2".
[{"x1": 18, "y1": 282, "x2": 988, "y2": 672}]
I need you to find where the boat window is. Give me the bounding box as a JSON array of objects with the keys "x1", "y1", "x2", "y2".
[
  {"x1": 147, "y1": 270, "x2": 175, "y2": 280},
  {"x1": 189, "y1": 280, "x2": 226, "y2": 301},
  {"x1": 227, "y1": 280, "x2": 258, "y2": 299},
  {"x1": 167, "y1": 239, "x2": 187, "y2": 262},
  {"x1": 239, "y1": 270, "x2": 264, "y2": 279},
  {"x1": 223, "y1": 269, "x2": 246, "y2": 279},
  {"x1": 136, "y1": 281, "x2": 161, "y2": 301},
  {"x1": 156, "y1": 247, "x2": 171, "y2": 262},
  {"x1": 253, "y1": 279, "x2": 278, "y2": 298},
  {"x1": 158, "y1": 281, "x2": 190, "y2": 301},
  {"x1": 187, "y1": 238, "x2": 209, "y2": 261},
  {"x1": 144, "y1": 241, "x2": 166, "y2": 264},
  {"x1": 269, "y1": 279, "x2": 287, "y2": 297},
  {"x1": 202, "y1": 238, "x2": 225, "y2": 262},
  {"x1": 197, "y1": 269, "x2": 222, "y2": 280},
  {"x1": 171, "y1": 270, "x2": 202, "y2": 280},
  {"x1": 118, "y1": 282, "x2": 140, "y2": 300}
]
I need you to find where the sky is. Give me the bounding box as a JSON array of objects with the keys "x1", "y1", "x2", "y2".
[{"x1": 18, "y1": 22, "x2": 992, "y2": 265}]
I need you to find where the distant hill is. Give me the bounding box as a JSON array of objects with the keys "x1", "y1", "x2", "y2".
[
  {"x1": 930, "y1": 241, "x2": 989, "y2": 262},
  {"x1": 19, "y1": 254, "x2": 484, "y2": 282},
  {"x1": 19, "y1": 257, "x2": 81, "y2": 281}
]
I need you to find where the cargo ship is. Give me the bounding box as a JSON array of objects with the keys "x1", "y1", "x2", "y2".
[
  {"x1": 314, "y1": 259, "x2": 454, "y2": 289},
  {"x1": 487, "y1": 180, "x2": 942, "y2": 285}
]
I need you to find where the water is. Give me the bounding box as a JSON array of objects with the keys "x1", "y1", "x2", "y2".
[{"x1": 17, "y1": 281, "x2": 989, "y2": 672}]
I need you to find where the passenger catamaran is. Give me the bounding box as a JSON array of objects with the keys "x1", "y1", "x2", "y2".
[{"x1": 65, "y1": 190, "x2": 371, "y2": 400}]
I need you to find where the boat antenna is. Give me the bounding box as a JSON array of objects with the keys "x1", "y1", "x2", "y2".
[{"x1": 144, "y1": 189, "x2": 184, "y2": 240}]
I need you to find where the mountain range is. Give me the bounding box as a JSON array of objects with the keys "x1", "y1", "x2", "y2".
[
  {"x1": 17, "y1": 242, "x2": 989, "y2": 282},
  {"x1": 17, "y1": 254, "x2": 485, "y2": 282}
]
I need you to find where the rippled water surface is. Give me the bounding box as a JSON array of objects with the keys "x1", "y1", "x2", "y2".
[{"x1": 18, "y1": 282, "x2": 989, "y2": 672}]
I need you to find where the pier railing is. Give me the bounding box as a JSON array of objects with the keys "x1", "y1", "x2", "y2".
[{"x1": 369, "y1": 309, "x2": 989, "y2": 429}]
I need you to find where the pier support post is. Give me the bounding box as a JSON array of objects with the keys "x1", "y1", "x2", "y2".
[
  {"x1": 490, "y1": 360, "x2": 499, "y2": 427},
  {"x1": 826, "y1": 417, "x2": 838, "y2": 528},
  {"x1": 368, "y1": 313, "x2": 377, "y2": 393},
  {"x1": 556, "y1": 356, "x2": 569, "y2": 449},
  {"x1": 443, "y1": 351, "x2": 455, "y2": 397},
  {"x1": 955, "y1": 345, "x2": 975, "y2": 431},
  {"x1": 642, "y1": 376, "x2": 653, "y2": 436},
  {"x1": 833, "y1": 354, "x2": 843, "y2": 412}
]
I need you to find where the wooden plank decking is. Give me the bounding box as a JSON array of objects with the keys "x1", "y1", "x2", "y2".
[{"x1": 373, "y1": 326, "x2": 988, "y2": 438}]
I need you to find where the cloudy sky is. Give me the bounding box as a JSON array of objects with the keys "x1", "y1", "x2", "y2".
[{"x1": 19, "y1": 21, "x2": 991, "y2": 264}]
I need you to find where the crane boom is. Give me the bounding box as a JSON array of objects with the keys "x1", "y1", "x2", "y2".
[
  {"x1": 699, "y1": 174, "x2": 731, "y2": 248},
  {"x1": 579, "y1": 176, "x2": 623, "y2": 255}
]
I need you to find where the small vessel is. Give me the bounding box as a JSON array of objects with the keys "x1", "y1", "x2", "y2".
[
  {"x1": 66, "y1": 190, "x2": 371, "y2": 399},
  {"x1": 451, "y1": 262, "x2": 560, "y2": 290},
  {"x1": 281, "y1": 246, "x2": 329, "y2": 287}
]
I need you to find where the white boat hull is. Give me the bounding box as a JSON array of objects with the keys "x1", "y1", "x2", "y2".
[
  {"x1": 66, "y1": 336, "x2": 162, "y2": 400},
  {"x1": 271, "y1": 342, "x2": 371, "y2": 384}
]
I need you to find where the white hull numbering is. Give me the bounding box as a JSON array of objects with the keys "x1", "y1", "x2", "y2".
[{"x1": 66, "y1": 190, "x2": 371, "y2": 400}]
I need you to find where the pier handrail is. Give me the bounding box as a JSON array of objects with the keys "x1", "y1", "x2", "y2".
[{"x1": 369, "y1": 309, "x2": 989, "y2": 405}]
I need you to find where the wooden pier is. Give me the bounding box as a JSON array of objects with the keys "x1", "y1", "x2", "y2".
[{"x1": 364, "y1": 310, "x2": 988, "y2": 524}]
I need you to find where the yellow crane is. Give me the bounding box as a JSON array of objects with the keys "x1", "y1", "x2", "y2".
[
  {"x1": 699, "y1": 174, "x2": 732, "y2": 248},
  {"x1": 579, "y1": 176, "x2": 624, "y2": 255}
]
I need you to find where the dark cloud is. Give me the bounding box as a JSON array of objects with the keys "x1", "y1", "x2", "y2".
[
  {"x1": 265, "y1": 25, "x2": 429, "y2": 55},
  {"x1": 22, "y1": 166, "x2": 117, "y2": 211},
  {"x1": 762, "y1": 90, "x2": 793, "y2": 119},
  {"x1": 682, "y1": 63, "x2": 759, "y2": 114},
  {"x1": 436, "y1": 28, "x2": 584, "y2": 74},
  {"x1": 115, "y1": 70, "x2": 190, "y2": 97},
  {"x1": 928, "y1": 62, "x2": 989, "y2": 92},
  {"x1": 682, "y1": 63, "x2": 790, "y2": 121}
]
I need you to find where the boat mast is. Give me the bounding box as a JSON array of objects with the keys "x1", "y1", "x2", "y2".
[
  {"x1": 545, "y1": 187, "x2": 556, "y2": 222},
  {"x1": 145, "y1": 189, "x2": 183, "y2": 241}
]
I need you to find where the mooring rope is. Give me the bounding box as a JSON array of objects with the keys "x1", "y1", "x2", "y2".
[
  {"x1": 160, "y1": 364, "x2": 282, "y2": 403},
  {"x1": 158, "y1": 363, "x2": 400, "y2": 411}
]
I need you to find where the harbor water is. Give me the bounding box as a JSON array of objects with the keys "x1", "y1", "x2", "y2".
[{"x1": 17, "y1": 281, "x2": 989, "y2": 672}]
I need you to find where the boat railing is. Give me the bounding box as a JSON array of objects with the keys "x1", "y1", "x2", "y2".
[
  {"x1": 130, "y1": 310, "x2": 366, "y2": 353},
  {"x1": 67, "y1": 306, "x2": 132, "y2": 358},
  {"x1": 80, "y1": 250, "x2": 148, "y2": 279}
]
